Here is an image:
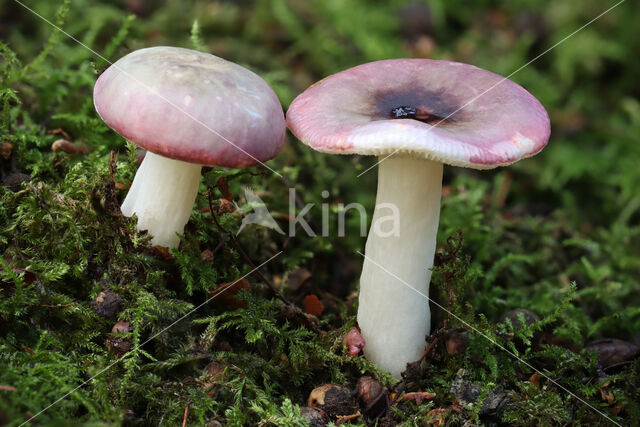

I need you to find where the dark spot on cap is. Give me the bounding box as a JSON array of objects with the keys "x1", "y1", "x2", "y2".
[
  {"x1": 390, "y1": 106, "x2": 416, "y2": 119},
  {"x1": 377, "y1": 88, "x2": 462, "y2": 125}
]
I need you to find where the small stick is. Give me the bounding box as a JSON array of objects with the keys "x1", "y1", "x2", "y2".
[
  {"x1": 418, "y1": 336, "x2": 439, "y2": 363},
  {"x1": 182, "y1": 401, "x2": 189, "y2": 427},
  {"x1": 39, "y1": 303, "x2": 75, "y2": 308},
  {"x1": 336, "y1": 411, "x2": 361, "y2": 424}
]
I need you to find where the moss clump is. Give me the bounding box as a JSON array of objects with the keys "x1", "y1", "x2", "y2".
[{"x1": 2, "y1": 0, "x2": 640, "y2": 425}]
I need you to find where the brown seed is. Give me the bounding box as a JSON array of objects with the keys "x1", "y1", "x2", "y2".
[
  {"x1": 499, "y1": 308, "x2": 541, "y2": 350},
  {"x1": 536, "y1": 333, "x2": 579, "y2": 353},
  {"x1": 355, "y1": 376, "x2": 383, "y2": 407},
  {"x1": 498, "y1": 308, "x2": 540, "y2": 330},
  {"x1": 586, "y1": 338, "x2": 640, "y2": 370},
  {"x1": 2, "y1": 171, "x2": 31, "y2": 192},
  {"x1": 308, "y1": 384, "x2": 357, "y2": 419},
  {"x1": 201, "y1": 249, "x2": 214, "y2": 262},
  {"x1": 356, "y1": 376, "x2": 387, "y2": 416},
  {"x1": 299, "y1": 406, "x2": 330, "y2": 427},
  {"x1": 111, "y1": 320, "x2": 130, "y2": 334},
  {"x1": 445, "y1": 328, "x2": 469, "y2": 356}
]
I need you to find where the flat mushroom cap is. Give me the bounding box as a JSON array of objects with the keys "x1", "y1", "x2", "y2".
[
  {"x1": 94, "y1": 46, "x2": 285, "y2": 168},
  {"x1": 286, "y1": 59, "x2": 550, "y2": 169}
]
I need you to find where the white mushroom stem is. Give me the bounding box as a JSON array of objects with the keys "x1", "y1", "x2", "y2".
[
  {"x1": 358, "y1": 156, "x2": 443, "y2": 379},
  {"x1": 121, "y1": 151, "x2": 202, "y2": 248}
]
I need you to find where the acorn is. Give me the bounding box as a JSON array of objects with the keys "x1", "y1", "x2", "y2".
[
  {"x1": 498, "y1": 308, "x2": 540, "y2": 330},
  {"x1": 299, "y1": 406, "x2": 330, "y2": 427},
  {"x1": 111, "y1": 320, "x2": 131, "y2": 334},
  {"x1": 498, "y1": 308, "x2": 541, "y2": 350},
  {"x1": 308, "y1": 384, "x2": 357, "y2": 419},
  {"x1": 356, "y1": 376, "x2": 387, "y2": 416},
  {"x1": 92, "y1": 290, "x2": 122, "y2": 318},
  {"x1": 586, "y1": 338, "x2": 640, "y2": 370},
  {"x1": 2, "y1": 171, "x2": 31, "y2": 192}
]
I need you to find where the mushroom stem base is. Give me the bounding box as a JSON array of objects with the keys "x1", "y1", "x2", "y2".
[
  {"x1": 121, "y1": 151, "x2": 202, "y2": 248},
  {"x1": 357, "y1": 156, "x2": 443, "y2": 379}
]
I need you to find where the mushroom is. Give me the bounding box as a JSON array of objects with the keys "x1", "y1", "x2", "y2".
[
  {"x1": 94, "y1": 46, "x2": 285, "y2": 248},
  {"x1": 286, "y1": 59, "x2": 550, "y2": 378}
]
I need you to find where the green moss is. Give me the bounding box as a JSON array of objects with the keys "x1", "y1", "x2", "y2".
[{"x1": 1, "y1": 0, "x2": 639, "y2": 425}]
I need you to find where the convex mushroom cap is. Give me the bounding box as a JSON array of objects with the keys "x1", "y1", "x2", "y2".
[
  {"x1": 95, "y1": 46, "x2": 285, "y2": 168},
  {"x1": 94, "y1": 46, "x2": 285, "y2": 248},
  {"x1": 287, "y1": 58, "x2": 550, "y2": 379},
  {"x1": 287, "y1": 58, "x2": 549, "y2": 167}
]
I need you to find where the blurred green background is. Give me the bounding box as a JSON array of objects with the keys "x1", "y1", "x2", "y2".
[{"x1": 1, "y1": 0, "x2": 639, "y2": 425}]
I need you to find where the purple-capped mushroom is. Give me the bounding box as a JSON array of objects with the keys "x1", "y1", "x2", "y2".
[
  {"x1": 287, "y1": 59, "x2": 550, "y2": 378},
  {"x1": 94, "y1": 46, "x2": 285, "y2": 248}
]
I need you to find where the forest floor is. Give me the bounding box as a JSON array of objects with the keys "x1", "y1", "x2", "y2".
[{"x1": 1, "y1": 0, "x2": 639, "y2": 425}]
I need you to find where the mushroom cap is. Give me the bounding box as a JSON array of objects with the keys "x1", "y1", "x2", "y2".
[
  {"x1": 94, "y1": 46, "x2": 285, "y2": 168},
  {"x1": 286, "y1": 59, "x2": 550, "y2": 169}
]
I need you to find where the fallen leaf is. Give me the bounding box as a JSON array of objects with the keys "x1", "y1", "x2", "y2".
[
  {"x1": 114, "y1": 181, "x2": 130, "y2": 190},
  {"x1": 209, "y1": 279, "x2": 251, "y2": 310},
  {"x1": 287, "y1": 268, "x2": 312, "y2": 292},
  {"x1": 600, "y1": 388, "x2": 615, "y2": 406},
  {"x1": 529, "y1": 372, "x2": 541, "y2": 390},
  {"x1": 304, "y1": 294, "x2": 325, "y2": 316},
  {"x1": 402, "y1": 391, "x2": 436, "y2": 405}
]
